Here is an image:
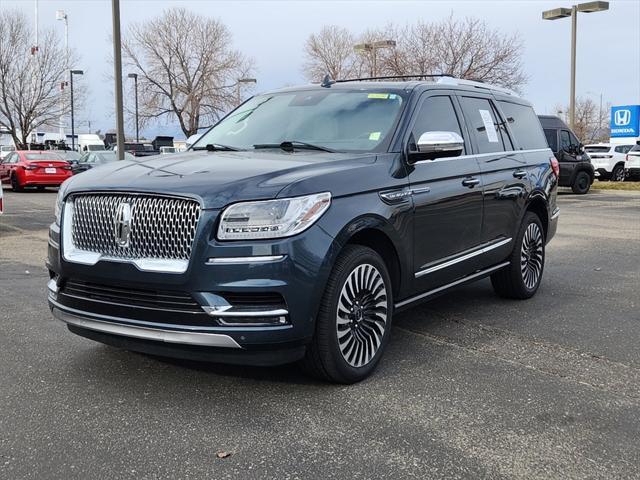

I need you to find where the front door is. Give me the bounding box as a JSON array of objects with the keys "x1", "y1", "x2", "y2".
[{"x1": 406, "y1": 93, "x2": 484, "y2": 292}]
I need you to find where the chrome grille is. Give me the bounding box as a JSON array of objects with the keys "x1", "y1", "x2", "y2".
[{"x1": 71, "y1": 193, "x2": 201, "y2": 261}]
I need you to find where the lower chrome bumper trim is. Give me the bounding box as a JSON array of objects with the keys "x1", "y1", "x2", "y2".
[{"x1": 50, "y1": 300, "x2": 242, "y2": 348}]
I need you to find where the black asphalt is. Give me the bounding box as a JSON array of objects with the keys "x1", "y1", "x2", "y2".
[{"x1": 1, "y1": 187, "x2": 639, "y2": 479}]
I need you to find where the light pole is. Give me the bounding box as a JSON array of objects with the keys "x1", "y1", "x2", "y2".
[
  {"x1": 56, "y1": 10, "x2": 69, "y2": 138},
  {"x1": 111, "y1": 0, "x2": 125, "y2": 160},
  {"x1": 354, "y1": 40, "x2": 396, "y2": 77},
  {"x1": 69, "y1": 70, "x2": 83, "y2": 150},
  {"x1": 542, "y1": 1, "x2": 609, "y2": 130},
  {"x1": 236, "y1": 78, "x2": 257, "y2": 105},
  {"x1": 128, "y1": 73, "x2": 139, "y2": 142},
  {"x1": 586, "y1": 90, "x2": 604, "y2": 141}
]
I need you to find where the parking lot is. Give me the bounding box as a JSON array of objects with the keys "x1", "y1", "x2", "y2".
[{"x1": 0, "y1": 187, "x2": 639, "y2": 479}]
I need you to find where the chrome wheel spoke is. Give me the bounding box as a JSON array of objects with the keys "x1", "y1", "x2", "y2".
[
  {"x1": 336, "y1": 262, "x2": 388, "y2": 368},
  {"x1": 520, "y1": 223, "x2": 544, "y2": 289}
]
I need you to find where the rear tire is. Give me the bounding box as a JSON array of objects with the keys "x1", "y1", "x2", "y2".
[
  {"x1": 300, "y1": 245, "x2": 393, "y2": 384},
  {"x1": 10, "y1": 174, "x2": 22, "y2": 192},
  {"x1": 611, "y1": 164, "x2": 625, "y2": 182},
  {"x1": 491, "y1": 212, "x2": 545, "y2": 300},
  {"x1": 571, "y1": 171, "x2": 591, "y2": 194}
]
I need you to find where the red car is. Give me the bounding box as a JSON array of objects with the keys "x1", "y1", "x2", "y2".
[{"x1": 0, "y1": 150, "x2": 73, "y2": 191}]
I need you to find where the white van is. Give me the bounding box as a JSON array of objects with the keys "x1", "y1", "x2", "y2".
[{"x1": 78, "y1": 134, "x2": 106, "y2": 152}]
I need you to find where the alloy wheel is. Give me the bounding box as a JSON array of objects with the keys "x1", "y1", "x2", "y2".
[
  {"x1": 336, "y1": 263, "x2": 388, "y2": 368},
  {"x1": 520, "y1": 223, "x2": 544, "y2": 290}
]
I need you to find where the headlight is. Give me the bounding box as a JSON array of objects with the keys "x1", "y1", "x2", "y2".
[{"x1": 217, "y1": 192, "x2": 331, "y2": 241}]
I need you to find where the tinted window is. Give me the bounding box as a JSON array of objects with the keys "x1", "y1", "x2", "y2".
[
  {"x1": 460, "y1": 97, "x2": 508, "y2": 154},
  {"x1": 544, "y1": 129, "x2": 558, "y2": 152},
  {"x1": 498, "y1": 102, "x2": 550, "y2": 150},
  {"x1": 585, "y1": 146, "x2": 611, "y2": 153},
  {"x1": 560, "y1": 130, "x2": 578, "y2": 151},
  {"x1": 411, "y1": 95, "x2": 464, "y2": 153},
  {"x1": 614, "y1": 145, "x2": 632, "y2": 154}
]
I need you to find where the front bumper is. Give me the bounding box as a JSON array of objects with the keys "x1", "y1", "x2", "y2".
[{"x1": 47, "y1": 211, "x2": 339, "y2": 364}]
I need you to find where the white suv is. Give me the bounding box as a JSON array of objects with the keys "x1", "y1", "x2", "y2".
[
  {"x1": 585, "y1": 143, "x2": 633, "y2": 182},
  {"x1": 625, "y1": 144, "x2": 640, "y2": 180}
]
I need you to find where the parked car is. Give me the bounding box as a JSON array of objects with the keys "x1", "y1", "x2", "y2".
[
  {"x1": 78, "y1": 134, "x2": 106, "y2": 152},
  {"x1": 113, "y1": 142, "x2": 158, "y2": 158},
  {"x1": 0, "y1": 150, "x2": 72, "y2": 191},
  {"x1": 47, "y1": 77, "x2": 559, "y2": 383},
  {"x1": 0, "y1": 145, "x2": 15, "y2": 161},
  {"x1": 625, "y1": 144, "x2": 640, "y2": 180},
  {"x1": 585, "y1": 143, "x2": 633, "y2": 181},
  {"x1": 539, "y1": 115, "x2": 594, "y2": 194},
  {"x1": 72, "y1": 150, "x2": 135, "y2": 175}
]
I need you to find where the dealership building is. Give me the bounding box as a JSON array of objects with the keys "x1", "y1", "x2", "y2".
[{"x1": 610, "y1": 105, "x2": 640, "y2": 144}]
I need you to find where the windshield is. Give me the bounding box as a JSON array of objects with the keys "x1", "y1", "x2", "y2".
[
  {"x1": 194, "y1": 90, "x2": 405, "y2": 153},
  {"x1": 94, "y1": 151, "x2": 134, "y2": 162},
  {"x1": 86, "y1": 144, "x2": 105, "y2": 151}
]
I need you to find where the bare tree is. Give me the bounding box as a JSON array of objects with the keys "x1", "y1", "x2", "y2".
[
  {"x1": 303, "y1": 16, "x2": 527, "y2": 91},
  {"x1": 0, "y1": 9, "x2": 75, "y2": 146},
  {"x1": 303, "y1": 26, "x2": 359, "y2": 82},
  {"x1": 555, "y1": 97, "x2": 611, "y2": 143},
  {"x1": 122, "y1": 8, "x2": 254, "y2": 138}
]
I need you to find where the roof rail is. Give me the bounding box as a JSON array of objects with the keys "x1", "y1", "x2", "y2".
[
  {"x1": 334, "y1": 74, "x2": 453, "y2": 83},
  {"x1": 436, "y1": 77, "x2": 515, "y2": 96},
  {"x1": 331, "y1": 73, "x2": 516, "y2": 96}
]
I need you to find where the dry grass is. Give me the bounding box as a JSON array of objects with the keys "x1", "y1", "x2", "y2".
[{"x1": 591, "y1": 181, "x2": 640, "y2": 191}]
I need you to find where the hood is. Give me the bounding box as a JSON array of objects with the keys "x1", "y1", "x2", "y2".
[{"x1": 64, "y1": 149, "x2": 377, "y2": 209}]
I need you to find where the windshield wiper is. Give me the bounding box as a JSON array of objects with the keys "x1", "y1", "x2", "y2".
[
  {"x1": 192, "y1": 143, "x2": 242, "y2": 152},
  {"x1": 253, "y1": 141, "x2": 335, "y2": 153}
]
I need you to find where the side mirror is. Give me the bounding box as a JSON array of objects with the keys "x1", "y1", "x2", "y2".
[{"x1": 409, "y1": 131, "x2": 464, "y2": 163}]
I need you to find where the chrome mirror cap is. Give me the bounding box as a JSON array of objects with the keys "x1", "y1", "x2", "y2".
[{"x1": 416, "y1": 131, "x2": 465, "y2": 154}]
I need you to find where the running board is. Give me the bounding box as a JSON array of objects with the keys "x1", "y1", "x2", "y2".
[{"x1": 395, "y1": 262, "x2": 510, "y2": 310}]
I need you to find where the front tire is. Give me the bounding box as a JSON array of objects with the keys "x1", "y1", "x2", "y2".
[
  {"x1": 301, "y1": 245, "x2": 393, "y2": 384},
  {"x1": 491, "y1": 212, "x2": 545, "y2": 299},
  {"x1": 571, "y1": 171, "x2": 591, "y2": 194}
]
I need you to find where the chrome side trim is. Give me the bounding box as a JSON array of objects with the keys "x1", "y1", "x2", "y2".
[
  {"x1": 48, "y1": 238, "x2": 60, "y2": 250},
  {"x1": 414, "y1": 148, "x2": 552, "y2": 165},
  {"x1": 551, "y1": 207, "x2": 560, "y2": 220},
  {"x1": 202, "y1": 306, "x2": 289, "y2": 317},
  {"x1": 397, "y1": 262, "x2": 510, "y2": 309},
  {"x1": 415, "y1": 237, "x2": 512, "y2": 278},
  {"x1": 206, "y1": 255, "x2": 285, "y2": 265},
  {"x1": 50, "y1": 301, "x2": 242, "y2": 348}
]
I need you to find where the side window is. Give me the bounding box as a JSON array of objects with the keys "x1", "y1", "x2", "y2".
[
  {"x1": 615, "y1": 145, "x2": 631, "y2": 154},
  {"x1": 411, "y1": 95, "x2": 465, "y2": 154},
  {"x1": 560, "y1": 130, "x2": 580, "y2": 151},
  {"x1": 459, "y1": 96, "x2": 508, "y2": 154},
  {"x1": 498, "y1": 101, "x2": 548, "y2": 150},
  {"x1": 544, "y1": 129, "x2": 558, "y2": 152}
]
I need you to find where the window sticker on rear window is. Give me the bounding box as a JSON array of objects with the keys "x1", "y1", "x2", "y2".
[
  {"x1": 479, "y1": 109, "x2": 499, "y2": 143},
  {"x1": 369, "y1": 132, "x2": 381, "y2": 141}
]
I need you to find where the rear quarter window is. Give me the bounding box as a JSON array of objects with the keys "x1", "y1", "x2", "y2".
[
  {"x1": 544, "y1": 129, "x2": 558, "y2": 152},
  {"x1": 498, "y1": 101, "x2": 548, "y2": 150}
]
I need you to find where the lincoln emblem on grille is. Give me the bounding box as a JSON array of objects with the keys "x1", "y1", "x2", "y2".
[{"x1": 113, "y1": 202, "x2": 132, "y2": 247}]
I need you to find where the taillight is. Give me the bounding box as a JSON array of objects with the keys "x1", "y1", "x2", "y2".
[
  {"x1": 62, "y1": 165, "x2": 72, "y2": 170},
  {"x1": 23, "y1": 164, "x2": 37, "y2": 170},
  {"x1": 626, "y1": 154, "x2": 629, "y2": 161},
  {"x1": 550, "y1": 156, "x2": 560, "y2": 177}
]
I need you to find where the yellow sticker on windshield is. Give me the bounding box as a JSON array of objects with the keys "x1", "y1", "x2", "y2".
[
  {"x1": 368, "y1": 93, "x2": 389, "y2": 99},
  {"x1": 369, "y1": 132, "x2": 381, "y2": 141}
]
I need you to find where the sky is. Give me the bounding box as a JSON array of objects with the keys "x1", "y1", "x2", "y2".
[{"x1": 3, "y1": 0, "x2": 640, "y2": 140}]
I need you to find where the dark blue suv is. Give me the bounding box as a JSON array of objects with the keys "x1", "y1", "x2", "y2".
[{"x1": 47, "y1": 77, "x2": 559, "y2": 383}]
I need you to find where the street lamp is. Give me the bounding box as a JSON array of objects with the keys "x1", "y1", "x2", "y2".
[
  {"x1": 111, "y1": 0, "x2": 125, "y2": 160},
  {"x1": 56, "y1": 10, "x2": 69, "y2": 138},
  {"x1": 542, "y1": 1, "x2": 609, "y2": 130},
  {"x1": 69, "y1": 70, "x2": 83, "y2": 151},
  {"x1": 354, "y1": 40, "x2": 396, "y2": 77},
  {"x1": 128, "y1": 73, "x2": 139, "y2": 142},
  {"x1": 236, "y1": 78, "x2": 257, "y2": 105}
]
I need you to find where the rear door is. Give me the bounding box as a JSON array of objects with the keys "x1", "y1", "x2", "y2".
[
  {"x1": 456, "y1": 95, "x2": 526, "y2": 265},
  {"x1": 407, "y1": 91, "x2": 484, "y2": 292}
]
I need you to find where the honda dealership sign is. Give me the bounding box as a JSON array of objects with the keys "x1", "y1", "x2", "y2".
[{"x1": 610, "y1": 105, "x2": 640, "y2": 138}]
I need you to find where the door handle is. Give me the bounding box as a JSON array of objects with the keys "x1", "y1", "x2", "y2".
[
  {"x1": 513, "y1": 169, "x2": 527, "y2": 179},
  {"x1": 462, "y1": 177, "x2": 480, "y2": 188}
]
